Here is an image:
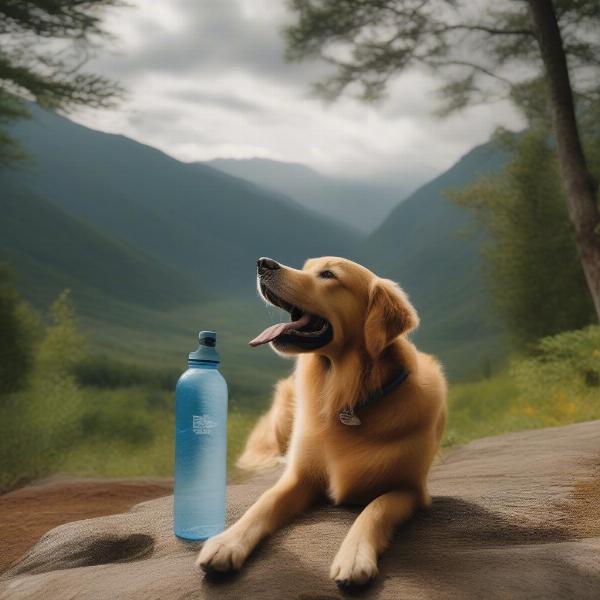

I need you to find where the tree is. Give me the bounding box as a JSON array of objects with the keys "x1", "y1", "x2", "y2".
[
  {"x1": 451, "y1": 127, "x2": 595, "y2": 347},
  {"x1": 285, "y1": 0, "x2": 600, "y2": 319},
  {"x1": 0, "y1": 264, "x2": 38, "y2": 396},
  {"x1": 0, "y1": 0, "x2": 123, "y2": 165}
]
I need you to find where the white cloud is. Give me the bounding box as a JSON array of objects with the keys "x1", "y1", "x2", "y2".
[{"x1": 73, "y1": 0, "x2": 525, "y2": 187}]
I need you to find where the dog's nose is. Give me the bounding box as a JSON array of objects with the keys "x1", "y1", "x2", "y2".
[{"x1": 257, "y1": 257, "x2": 281, "y2": 274}]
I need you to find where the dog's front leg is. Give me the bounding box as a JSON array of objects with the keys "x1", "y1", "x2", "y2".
[
  {"x1": 197, "y1": 470, "x2": 316, "y2": 574},
  {"x1": 330, "y1": 489, "x2": 419, "y2": 588}
]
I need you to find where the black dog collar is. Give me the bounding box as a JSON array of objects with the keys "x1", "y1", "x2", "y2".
[{"x1": 339, "y1": 366, "x2": 410, "y2": 426}]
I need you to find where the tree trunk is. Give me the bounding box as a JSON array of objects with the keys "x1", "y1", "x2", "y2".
[{"x1": 528, "y1": 0, "x2": 600, "y2": 321}]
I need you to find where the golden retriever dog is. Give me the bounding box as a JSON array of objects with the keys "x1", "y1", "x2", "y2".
[{"x1": 197, "y1": 256, "x2": 447, "y2": 588}]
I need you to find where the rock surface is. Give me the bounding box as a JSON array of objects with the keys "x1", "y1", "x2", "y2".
[
  {"x1": 2, "y1": 421, "x2": 600, "y2": 599},
  {"x1": 0, "y1": 477, "x2": 172, "y2": 574}
]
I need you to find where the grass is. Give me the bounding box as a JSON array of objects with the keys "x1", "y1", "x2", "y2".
[
  {"x1": 0, "y1": 291, "x2": 276, "y2": 490},
  {"x1": 2, "y1": 292, "x2": 598, "y2": 493},
  {"x1": 0, "y1": 382, "x2": 263, "y2": 490},
  {"x1": 446, "y1": 370, "x2": 600, "y2": 448},
  {"x1": 68, "y1": 387, "x2": 263, "y2": 477},
  {"x1": 76, "y1": 295, "x2": 292, "y2": 398},
  {"x1": 444, "y1": 373, "x2": 520, "y2": 446},
  {"x1": 445, "y1": 325, "x2": 600, "y2": 447},
  {"x1": 7, "y1": 354, "x2": 599, "y2": 491},
  {"x1": 57, "y1": 389, "x2": 262, "y2": 479}
]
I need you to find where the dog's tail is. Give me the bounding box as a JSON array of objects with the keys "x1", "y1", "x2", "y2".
[
  {"x1": 236, "y1": 376, "x2": 295, "y2": 471},
  {"x1": 236, "y1": 413, "x2": 284, "y2": 471}
]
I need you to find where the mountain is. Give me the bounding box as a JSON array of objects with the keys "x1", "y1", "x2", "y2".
[
  {"x1": 1, "y1": 104, "x2": 510, "y2": 383},
  {"x1": 207, "y1": 157, "x2": 410, "y2": 233},
  {"x1": 0, "y1": 106, "x2": 366, "y2": 391},
  {"x1": 0, "y1": 176, "x2": 202, "y2": 310},
  {"x1": 361, "y1": 142, "x2": 510, "y2": 379},
  {"x1": 3, "y1": 105, "x2": 361, "y2": 299}
]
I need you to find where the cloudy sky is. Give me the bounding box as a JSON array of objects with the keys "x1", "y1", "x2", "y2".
[{"x1": 77, "y1": 0, "x2": 525, "y2": 188}]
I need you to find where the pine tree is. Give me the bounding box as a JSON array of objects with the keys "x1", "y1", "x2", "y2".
[{"x1": 0, "y1": 0, "x2": 123, "y2": 165}]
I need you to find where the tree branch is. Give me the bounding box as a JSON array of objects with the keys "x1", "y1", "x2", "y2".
[
  {"x1": 421, "y1": 58, "x2": 515, "y2": 87},
  {"x1": 429, "y1": 24, "x2": 535, "y2": 37}
]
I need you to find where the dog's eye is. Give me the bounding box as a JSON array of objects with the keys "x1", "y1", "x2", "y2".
[{"x1": 319, "y1": 270, "x2": 336, "y2": 279}]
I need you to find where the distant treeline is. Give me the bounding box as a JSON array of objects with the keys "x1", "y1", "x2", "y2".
[
  {"x1": 72, "y1": 356, "x2": 179, "y2": 391},
  {"x1": 0, "y1": 263, "x2": 179, "y2": 395}
]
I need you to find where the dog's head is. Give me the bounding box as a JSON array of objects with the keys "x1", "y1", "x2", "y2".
[{"x1": 250, "y1": 256, "x2": 419, "y2": 359}]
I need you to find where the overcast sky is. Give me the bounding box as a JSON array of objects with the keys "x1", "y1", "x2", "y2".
[{"x1": 76, "y1": 0, "x2": 525, "y2": 188}]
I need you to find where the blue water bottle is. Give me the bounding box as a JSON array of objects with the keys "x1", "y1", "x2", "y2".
[{"x1": 174, "y1": 331, "x2": 228, "y2": 540}]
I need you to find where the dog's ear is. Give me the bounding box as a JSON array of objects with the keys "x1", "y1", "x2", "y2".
[{"x1": 364, "y1": 278, "x2": 419, "y2": 359}]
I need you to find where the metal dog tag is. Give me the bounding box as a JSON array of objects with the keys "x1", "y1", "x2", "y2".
[{"x1": 339, "y1": 407, "x2": 361, "y2": 426}]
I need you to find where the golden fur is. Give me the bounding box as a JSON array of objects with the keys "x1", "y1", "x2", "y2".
[{"x1": 197, "y1": 257, "x2": 447, "y2": 588}]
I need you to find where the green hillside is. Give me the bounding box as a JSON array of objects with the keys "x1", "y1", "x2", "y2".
[
  {"x1": 0, "y1": 105, "x2": 365, "y2": 399},
  {"x1": 208, "y1": 157, "x2": 409, "y2": 233},
  {"x1": 0, "y1": 176, "x2": 202, "y2": 310},
  {"x1": 1, "y1": 105, "x2": 513, "y2": 386},
  {"x1": 361, "y1": 142, "x2": 510, "y2": 379},
  {"x1": 0, "y1": 176, "x2": 289, "y2": 399},
  {"x1": 0, "y1": 177, "x2": 291, "y2": 400},
  {"x1": 5, "y1": 105, "x2": 361, "y2": 295}
]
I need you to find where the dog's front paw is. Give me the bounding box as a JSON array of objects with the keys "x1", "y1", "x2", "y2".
[
  {"x1": 196, "y1": 532, "x2": 248, "y2": 574},
  {"x1": 330, "y1": 540, "x2": 378, "y2": 589}
]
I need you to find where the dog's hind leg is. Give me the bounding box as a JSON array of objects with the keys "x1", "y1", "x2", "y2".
[
  {"x1": 330, "y1": 489, "x2": 419, "y2": 589},
  {"x1": 236, "y1": 375, "x2": 295, "y2": 471}
]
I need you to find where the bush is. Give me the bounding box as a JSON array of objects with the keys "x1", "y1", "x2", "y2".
[
  {"x1": 0, "y1": 286, "x2": 277, "y2": 490},
  {"x1": 445, "y1": 325, "x2": 600, "y2": 450},
  {"x1": 72, "y1": 355, "x2": 179, "y2": 390},
  {"x1": 0, "y1": 263, "x2": 39, "y2": 395},
  {"x1": 0, "y1": 291, "x2": 85, "y2": 489},
  {"x1": 510, "y1": 325, "x2": 600, "y2": 427},
  {"x1": 80, "y1": 409, "x2": 154, "y2": 445}
]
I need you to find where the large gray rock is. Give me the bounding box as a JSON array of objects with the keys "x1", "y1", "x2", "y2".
[{"x1": 2, "y1": 421, "x2": 600, "y2": 599}]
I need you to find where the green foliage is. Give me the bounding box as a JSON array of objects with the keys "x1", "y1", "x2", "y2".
[
  {"x1": 2, "y1": 284, "x2": 598, "y2": 491},
  {"x1": 0, "y1": 290, "x2": 84, "y2": 488},
  {"x1": 39, "y1": 290, "x2": 85, "y2": 372},
  {"x1": 72, "y1": 356, "x2": 179, "y2": 391},
  {"x1": 0, "y1": 288, "x2": 271, "y2": 490},
  {"x1": 0, "y1": 0, "x2": 123, "y2": 164},
  {"x1": 0, "y1": 90, "x2": 29, "y2": 166},
  {"x1": 285, "y1": 0, "x2": 600, "y2": 110},
  {"x1": 78, "y1": 387, "x2": 158, "y2": 445},
  {"x1": 513, "y1": 326, "x2": 600, "y2": 413},
  {"x1": 445, "y1": 326, "x2": 600, "y2": 448},
  {"x1": 444, "y1": 373, "x2": 520, "y2": 447},
  {"x1": 450, "y1": 127, "x2": 595, "y2": 347},
  {"x1": 0, "y1": 263, "x2": 38, "y2": 395}
]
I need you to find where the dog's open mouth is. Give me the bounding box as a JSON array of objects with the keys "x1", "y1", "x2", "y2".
[{"x1": 249, "y1": 283, "x2": 333, "y2": 349}]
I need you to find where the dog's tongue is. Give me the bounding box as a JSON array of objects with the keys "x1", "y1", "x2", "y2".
[{"x1": 249, "y1": 312, "x2": 311, "y2": 347}]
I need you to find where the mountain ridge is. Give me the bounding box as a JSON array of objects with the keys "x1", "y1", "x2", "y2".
[
  {"x1": 1, "y1": 105, "x2": 510, "y2": 379},
  {"x1": 0, "y1": 175, "x2": 204, "y2": 310},
  {"x1": 361, "y1": 140, "x2": 510, "y2": 378},
  {"x1": 207, "y1": 156, "x2": 412, "y2": 233},
  {"x1": 3, "y1": 105, "x2": 361, "y2": 296}
]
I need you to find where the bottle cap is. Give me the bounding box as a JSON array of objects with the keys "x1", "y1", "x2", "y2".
[{"x1": 188, "y1": 331, "x2": 220, "y2": 363}]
